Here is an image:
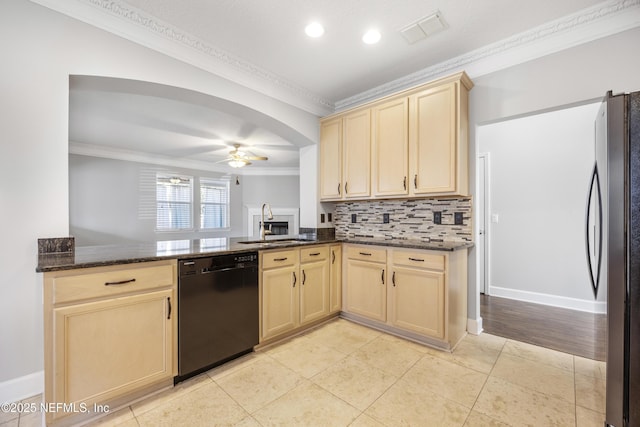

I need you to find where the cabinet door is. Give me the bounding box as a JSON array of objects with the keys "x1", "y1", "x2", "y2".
[
  {"x1": 319, "y1": 118, "x2": 343, "y2": 200},
  {"x1": 372, "y1": 97, "x2": 409, "y2": 197},
  {"x1": 390, "y1": 266, "x2": 445, "y2": 339},
  {"x1": 345, "y1": 259, "x2": 386, "y2": 322},
  {"x1": 410, "y1": 82, "x2": 457, "y2": 194},
  {"x1": 329, "y1": 245, "x2": 342, "y2": 314},
  {"x1": 53, "y1": 289, "x2": 174, "y2": 408},
  {"x1": 343, "y1": 109, "x2": 371, "y2": 198},
  {"x1": 300, "y1": 260, "x2": 330, "y2": 325},
  {"x1": 262, "y1": 266, "x2": 299, "y2": 340}
]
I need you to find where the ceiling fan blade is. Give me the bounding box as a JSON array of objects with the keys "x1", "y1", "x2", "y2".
[{"x1": 246, "y1": 155, "x2": 268, "y2": 161}]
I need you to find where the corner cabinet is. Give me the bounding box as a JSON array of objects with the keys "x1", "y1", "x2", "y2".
[
  {"x1": 342, "y1": 244, "x2": 468, "y2": 350},
  {"x1": 259, "y1": 244, "x2": 339, "y2": 344},
  {"x1": 319, "y1": 71, "x2": 472, "y2": 201},
  {"x1": 43, "y1": 260, "x2": 177, "y2": 426}
]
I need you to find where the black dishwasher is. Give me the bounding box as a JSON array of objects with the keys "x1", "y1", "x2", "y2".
[{"x1": 176, "y1": 252, "x2": 258, "y2": 383}]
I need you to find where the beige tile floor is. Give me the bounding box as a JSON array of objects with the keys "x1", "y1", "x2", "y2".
[{"x1": 1, "y1": 318, "x2": 606, "y2": 427}]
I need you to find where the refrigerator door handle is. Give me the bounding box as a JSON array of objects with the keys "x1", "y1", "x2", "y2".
[{"x1": 585, "y1": 162, "x2": 603, "y2": 299}]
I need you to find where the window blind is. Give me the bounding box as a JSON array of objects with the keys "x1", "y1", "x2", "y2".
[
  {"x1": 200, "y1": 179, "x2": 229, "y2": 229},
  {"x1": 156, "y1": 176, "x2": 193, "y2": 230}
]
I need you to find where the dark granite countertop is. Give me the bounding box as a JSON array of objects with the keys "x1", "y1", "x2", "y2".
[{"x1": 37, "y1": 235, "x2": 472, "y2": 272}]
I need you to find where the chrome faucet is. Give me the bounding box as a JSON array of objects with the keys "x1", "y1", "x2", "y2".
[{"x1": 259, "y1": 203, "x2": 274, "y2": 240}]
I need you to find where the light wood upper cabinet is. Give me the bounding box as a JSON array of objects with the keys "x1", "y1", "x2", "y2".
[
  {"x1": 319, "y1": 118, "x2": 342, "y2": 200},
  {"x1": 409, "y1": 81, "x2": 468, "y2": 196},
  {"x1": 372, "y1": 97, "x2": 409, "y2": 197},
  {"x1": 342, "y1": 109, "x2": 371, "y2": 199},
  {"x1": 319, "y1": 71, "x2": 472, "y2": 201}
]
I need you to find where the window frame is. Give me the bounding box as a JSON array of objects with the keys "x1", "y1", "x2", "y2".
[
  {"x1": 155, "y1": 174, "x2": 194, "y2": 232},
  {"x1": 199, "y1": 178, "x2": 230, "y2": 231},
  {"x1": 155, "y1": 174, "x2": 231, "y2": 233}
]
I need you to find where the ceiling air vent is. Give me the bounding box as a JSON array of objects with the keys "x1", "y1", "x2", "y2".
[{"x1": 399, "y1": 11, "x2": 446, "y2": 44}]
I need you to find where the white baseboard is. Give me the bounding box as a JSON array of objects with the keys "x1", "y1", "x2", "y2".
[
  {"x1": 0, "y1": 371, "x2": 44, "y2": 404},
  {"x1": 489, "y1": 286, "x2": 607, "y2": 314},
  {"x1": 467, "y1": 317, "x2": 483, "y2": 335}
]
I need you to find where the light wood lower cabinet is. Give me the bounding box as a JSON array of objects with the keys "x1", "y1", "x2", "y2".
[
  {"x1": 261, "y1": 262, "x2": 299, "y2": 339},
  {"x1": 343, "y1": 244, "x2": 467, "y2": 350},
  {"x1": 43, "y1": 260, "x2": 177, "y2": 425},
  {"x1": 345, "y1": 251, "x2": 387, "y2": 322},
  {"x1": 260, "y1": 245, "x2": 337, "y2": 343},
  {"x1": 329, "y1": 244, "x2": 342, "y2": 314},
  {"x1": 300, "y1": 247, "x2": 330, "y2": 324},
  {"x1": 389, "y1": 266, "x2": 445, "y2": 338}
]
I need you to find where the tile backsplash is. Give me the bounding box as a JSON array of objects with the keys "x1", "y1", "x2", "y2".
[{"x1": 334, "y1": 198, "x2": 472, "y2": 243}]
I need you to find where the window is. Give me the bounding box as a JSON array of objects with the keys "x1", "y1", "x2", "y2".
[
  {"x1": 155, "y1": 174, "x2": 230, "y2": 232},
  {"x1": 200, "y1": 179, "x2": 229, "y2": 229},
  {"x1": 156, "y1": 175, "x2": 193, "y2": 230}
]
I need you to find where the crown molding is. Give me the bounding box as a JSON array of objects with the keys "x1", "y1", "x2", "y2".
[
  {"x1": 29, "y1": 0, "x2": 334, "y2": 116},
  {"x1": 69, "y1": 142, "x2": 300, "y2": 176},
  {"x1": 28, "y1": 0, "x2": 640, "y2": 116},
  {"x1": 335, "y1": 0, "x2": 640, "y2": 111}
]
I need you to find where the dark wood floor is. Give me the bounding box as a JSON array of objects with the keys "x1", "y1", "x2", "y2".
[{"x1": 480, "y1": 294, "x2": 606, "y2": 361}]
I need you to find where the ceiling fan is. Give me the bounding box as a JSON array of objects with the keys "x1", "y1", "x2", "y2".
[{"x1": 221, "y1": 143, "x2": 268, "y2": 168}]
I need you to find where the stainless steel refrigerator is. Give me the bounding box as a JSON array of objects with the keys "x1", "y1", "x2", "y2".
[{"x1": 587, "y1": 90, "x2": 640, "y2": 427}]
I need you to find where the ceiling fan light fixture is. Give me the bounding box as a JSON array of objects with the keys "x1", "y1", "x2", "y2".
[{"x1": 228, "y1": 159, "x2": 249, "y2": 168}]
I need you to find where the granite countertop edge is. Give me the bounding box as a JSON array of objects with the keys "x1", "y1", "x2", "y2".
[{"x1": 37, "y1": 236, "x2": 473, "y2": 273}]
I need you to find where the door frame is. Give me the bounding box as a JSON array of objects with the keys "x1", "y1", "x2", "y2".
[{"x1": 476, "y1": 152, "x2": 491, "y2": 296}]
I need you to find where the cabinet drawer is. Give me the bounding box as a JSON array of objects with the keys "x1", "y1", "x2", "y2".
[
  {"x1": 300, "y1": 246, "x2": 329, "y2": 263},
  {"x1": 345, "y1": 245, "x2": 386, "y2": 263},
  {"x1": 50, "y1": 260, "x2": 176, "y2": 304},
  {"x1": 392, "y1": 250, "x2": 445, "y2": 271},
  {"x1": 261, "y1": 249, "x2": 299, "y2": 269}
]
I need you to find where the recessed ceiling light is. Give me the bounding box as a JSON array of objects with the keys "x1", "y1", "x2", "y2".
[
  {"x1": 362, "y1": 29, "x2": 381, "y2": 44},
  {"x1": 305, "y1": 22, "x2": 325, "y2": 38}
]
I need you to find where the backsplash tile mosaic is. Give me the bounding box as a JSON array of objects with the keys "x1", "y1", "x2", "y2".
[{"x1": 334, "y1": 198, "x2": 472, "y2": 243}]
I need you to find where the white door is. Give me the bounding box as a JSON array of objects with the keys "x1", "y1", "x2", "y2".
[{"x1": 477, "y1": 153, "x2": 489, "y2": 295}]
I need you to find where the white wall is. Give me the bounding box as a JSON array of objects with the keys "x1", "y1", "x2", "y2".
[
  {"x1": 478, "y1": 102, "x2": 604, "y2": 312},
  {"x1": 0, "y1": 0, "x2": 318, "y2": 401},
  {"x1": 466, "y1": 26, "x2": 640, "y2": 326}
]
